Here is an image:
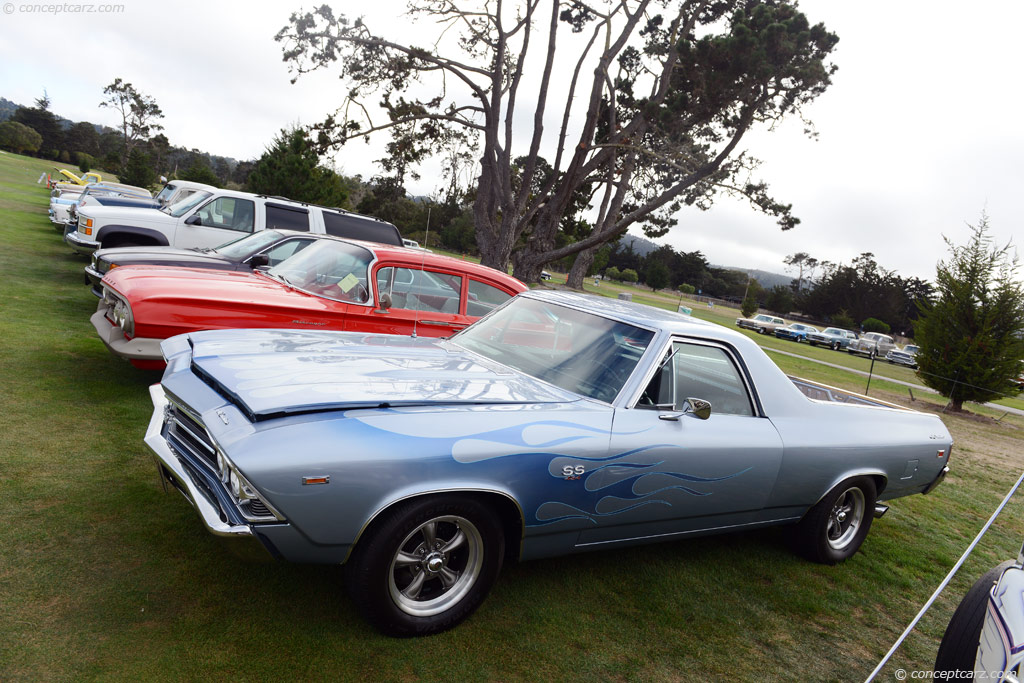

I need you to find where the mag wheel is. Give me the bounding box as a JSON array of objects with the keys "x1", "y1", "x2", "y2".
[
  {"x1": 792, "y1": 476, "x2": 876, "y2": 564},
  {"x1": 345, "y1": 496, "x2": 504, "y2": 637}
]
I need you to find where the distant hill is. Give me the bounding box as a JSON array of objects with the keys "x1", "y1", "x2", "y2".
[
  {"x1": 617, "y1": 232, "x2": 661, "y2": 257},
  {"x1": 716, "y1": 266, "x2": 793, "y2": 290},
  {"x1": 0, "y1": 97, "x2": 22, "y2": 122},
  {"x1": 615, "y1": 232, "x2": 792, "y2": 288}
]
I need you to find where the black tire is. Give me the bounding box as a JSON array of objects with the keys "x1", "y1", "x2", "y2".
[
  {"x1": 831, "y1": 341, "x2": 840, "y2": 351},
  {"x1": 792, "y1": 476, "x2": 876, "y2": 564},
  {"x1": 934, "y1": 561, "x2": 1014, "y2": 676},
  {"x1": 344, "y1": 495, "x2": 504, "y2": 637},
  {"x1": 758, "y1": 327, "x2": 766, "y2": 334}
]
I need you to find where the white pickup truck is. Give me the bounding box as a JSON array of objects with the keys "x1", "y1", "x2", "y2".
[{"x1": 65, "y1": 189, "x2": 402, "y2": 254}]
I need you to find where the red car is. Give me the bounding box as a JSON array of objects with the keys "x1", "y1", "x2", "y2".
[{"x1": 92, "y1": 237, "x2": 528, "y2": 369}]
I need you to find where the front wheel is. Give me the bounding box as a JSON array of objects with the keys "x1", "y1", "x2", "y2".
[
  {"x1": 791, "y1": 476, "x2": 876, "y2": 564},
  {"x1": 831, "y1": 341, "x2": 840, "y2": 351},
  {"x1": 344, "y1": 496, "x2": 504, "y2": 637}
]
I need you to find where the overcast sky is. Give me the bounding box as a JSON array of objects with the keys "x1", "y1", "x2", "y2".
[{"x1": 2, "y1": 0, "x2": 1021, "y2": 281}]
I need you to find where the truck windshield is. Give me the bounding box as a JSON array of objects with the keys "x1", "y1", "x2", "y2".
[{"x1": 163, "y1": 191, "x2": 212, "y2": 217}]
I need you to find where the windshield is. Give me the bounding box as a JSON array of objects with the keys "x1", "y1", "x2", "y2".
[
  {"x1": 267, "y1": 239, "x2": 373, "y2": 303},
  {"x1": 452, "y1": 297, "x2": 654, "y2": 403},
  {"x1": 164, "y1": 191, "x2": 212, "y2": 217},
  {"x1": 214, "y1": 230, "x2": 285, "y2": 258},
  {"x1": 154, "y1": 184, "x2": 175, "y2": 204}
]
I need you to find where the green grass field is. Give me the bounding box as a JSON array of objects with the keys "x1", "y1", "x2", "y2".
[{"x1": 2, "y1": 150, "x2": 1024, "y2": 682}]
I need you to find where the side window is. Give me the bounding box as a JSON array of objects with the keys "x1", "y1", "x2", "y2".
[
  {"x1": 467, "y1": 279, "x2": 513, "y2": 317},
  {"x1": 196, "y1": 197, "x2": 255, "y2": 233},
  {"x1": 639, "y1": 341, "x2": 753, "y2": 417},
  {"x1": 266, "y1": 204, "x2": 310, "y2": 232},
  {"x1": 377, "y1": 267, "x2": 462, "y2": 314},
  {"x1": 262, "y1": 239, "x2": 313, "y2": 267}
]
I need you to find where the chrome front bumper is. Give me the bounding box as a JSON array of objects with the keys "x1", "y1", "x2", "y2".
[
  {"x1": 90, "y1": 308, "x2": 163, "y2": 362},
  {"x1": 144, "y1": 384, "x2": 255, "y2": 539},
  {"x1": 65, "y1": 228, "x2": 99, "y2": 255}
]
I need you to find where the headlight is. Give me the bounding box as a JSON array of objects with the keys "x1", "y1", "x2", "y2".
[
  {"x1": 103, "y1": 289, "x2": 134, "y2": 337},
  {"x1": 215, "y1": 449, "x2": 283, "y2": 522}
]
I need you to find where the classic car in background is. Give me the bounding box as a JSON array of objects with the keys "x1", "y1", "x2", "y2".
[
  {"x1": 735, "y1": 313, "x2": 786, "y2": 334},
  {"x1": 144, "y1": 291, "x2": 951, "y2": 636},
  {"x1": 886, "y1": 344, "x2": 919, "y2": 369},
  {"x1": 49, "y1": 182, "x2": 153, "y2": 229},
  {"x1": 48, "y1": 168, "x2": 103, "y2": 187},
  {"x1": 934, "y1": 543, "x2": 1024, "y2": 679},
  {"x1": 806, "y1": 327, "x2": 859, "y2": 351},
  {"x1": 85, "y1": 230, "x2": 323, "y2": 297},
  {"x1": 85, "y1": 220, "x2": 404, "y2": 297},
  {"x1": 847, "y1": 332, "x2": 896, "y2": 358},
  {"x1": 774, "y1": 323, "x2": 819, "y2": 342},
  {"x1": 93, "y1": 237, "x2": 527, "y2": 369}
]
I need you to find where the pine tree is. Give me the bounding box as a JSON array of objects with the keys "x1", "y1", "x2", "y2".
[
  {"x1": 246, "y1": 127, "x2": 349, "y2": 207},
  {"x1": 914, "y1": 215, "x2": 1024, "y2": 411}
]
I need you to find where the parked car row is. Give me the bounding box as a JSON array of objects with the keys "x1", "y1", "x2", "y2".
[
  {"x1": 43, "y1": 182, "x2": 951, "y2": 638},
  {"x1": 736, "y1": 312, "x2": 924, "y2": 371}
]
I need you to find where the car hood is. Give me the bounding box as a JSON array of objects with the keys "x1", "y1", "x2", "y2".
[
  {"x1": 168, "y1": 329, "x2": 581, "y2": 420},
  {"x1": 92, "y1": 196, "x2": 159, "y2": 209},
  {"x1": 103, "y1": 266, "x2": 323, "y2": 311},
  {"x1": 98, "y1": 246, "x2": 234, "y2": 268}
]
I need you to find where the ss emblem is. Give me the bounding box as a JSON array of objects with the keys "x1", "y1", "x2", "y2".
[{"x1": 562, "y1": 465, "x2": 585, "y2": 478}]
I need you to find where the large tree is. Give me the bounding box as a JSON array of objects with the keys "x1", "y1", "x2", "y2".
[
  {"x1": 11, "y1": 92, "x2": 62, "y2": 157},
  {"x1": 277, "y1": 0, "x2": 838, "y2": 284},
  {"x1": 99, "y1": 78, "x2": 164, "y2": 172},
  {"x1": 0, "y1": 121, "x2": 43, "y2": 155},
  {"x1": 914, "y1": 215, "x2": 1024, "y2": 412}
]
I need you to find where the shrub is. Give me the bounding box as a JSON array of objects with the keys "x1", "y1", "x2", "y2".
[
  {"x1": 741, "y1": 296, "x2": 758, "y2": 318},
  {"x1": 678, "y1": 283, "x2": 695, "y2": 294},
  {"x1": 76, "y1": 153, "x2": 93, "y2": 174},
  {"x1": 861, "y1": 317, "x2": 890, "y2": 334},
  {"x1": 620, "y1": 268, "x2": 638, "y2": 283}
]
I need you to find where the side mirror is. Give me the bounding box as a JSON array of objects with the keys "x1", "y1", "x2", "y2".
[
  {"x1": 681, "y1": 397, "x2": 712, "y2": 420},
  {"x1": 248, "y1": 253, "x2": 270, "y2": 268},
  {"x1": 376, "y1": 292, "x2": 392, "y2": 313},
  {"x1": 184, "y1": 215, "x2": 202, "y2": 226},
  {"x1": 657, "y1": 398, "x2": 711, "y2": 421}
]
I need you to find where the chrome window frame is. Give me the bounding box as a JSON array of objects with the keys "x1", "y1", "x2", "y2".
[{"x1": 625, "y1": 335, "x2": 762, "y2": 417}]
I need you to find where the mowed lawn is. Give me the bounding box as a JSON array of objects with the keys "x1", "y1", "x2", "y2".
[{"x1": 2, "y1": 150, "x2": 1024, "y2": 682}]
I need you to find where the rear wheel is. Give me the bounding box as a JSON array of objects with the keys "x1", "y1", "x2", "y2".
[
  {"x1": 831, "y1": 341, "x2": 840, "y2": 351},
  {"x1": 792, "y1": 477, "x2": 876, "y2": 564},
  {"x1": 345, "y1": 496, "x2": 504, "y2": 637}
]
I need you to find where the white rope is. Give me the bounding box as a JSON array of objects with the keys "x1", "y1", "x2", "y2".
[{"x1": 864, "y1": 469, "x2": 1024, "y2": 682}]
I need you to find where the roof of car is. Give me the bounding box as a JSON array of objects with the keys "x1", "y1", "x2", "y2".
[
  {"x1": 317, "y1": 236, "x2": 527, "y2": 289},
  {"x1": 519, "y1": 290, "x2": 718, "y2": 333}
]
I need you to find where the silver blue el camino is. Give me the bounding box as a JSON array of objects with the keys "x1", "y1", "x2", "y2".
[{"x1": 145, "y1": 291, "x2": 952, "y2": 636}]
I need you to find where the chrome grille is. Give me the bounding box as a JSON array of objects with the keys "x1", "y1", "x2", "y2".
[{"x1": 165, "y1": 401, "x2": 217, "y2": 472}]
